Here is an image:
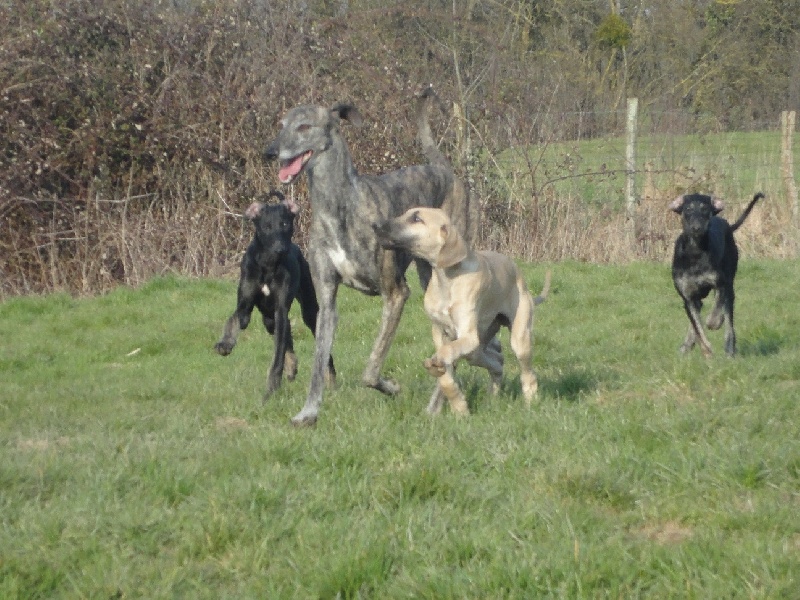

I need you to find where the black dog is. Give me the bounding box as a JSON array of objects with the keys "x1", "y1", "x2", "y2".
[
  {"x1": 215, "y1": 191, "x2": 335, "y2": 400},
  {"x1": 670, "y1": 192, "x2": 763, "y2": 357}
]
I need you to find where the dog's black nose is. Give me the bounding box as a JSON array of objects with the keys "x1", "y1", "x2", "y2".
[
  {"x1": 372, "y1": 222, "x2": 389, "y2": 237},
  {"x1": 263, "y1": 142, "x2": 278, "y2": 161}
]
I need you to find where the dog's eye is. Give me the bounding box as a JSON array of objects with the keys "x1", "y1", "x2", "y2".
[{"x1": 410, "y1": 212, "x2": 422, "y2": 224}]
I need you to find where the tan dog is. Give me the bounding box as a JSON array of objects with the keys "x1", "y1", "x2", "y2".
[{"x1": 374, "y1": 207, "x2": 551, "y2": 415}]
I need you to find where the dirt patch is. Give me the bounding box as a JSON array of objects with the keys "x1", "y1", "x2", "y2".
[
  {"x1": 636, "y1": 521, "x2": 694, "y2": 545},
  {"x1": 16, "y1": 436, "x2": 70, "y2": 452},
  {"x1": 214, "y1": 416, "x2": 250, "y2": 431}
]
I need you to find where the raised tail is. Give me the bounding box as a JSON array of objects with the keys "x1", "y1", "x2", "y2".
[
  {"x1": 416, "y1": 86, "x2": 450, "y2": 167},
  {"x1": 416, "y1": 85, "x2": 476, "y2": 245},
  {"x1": 730, "y1": 192, "x2": 764, "y2": 232},
  {"x1": 533, "y1": 270, "x2": 552, "y2": 306}
]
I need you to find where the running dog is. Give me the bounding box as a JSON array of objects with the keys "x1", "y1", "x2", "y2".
[
  {"x1": 375, "y1": 207, "x2": 550, "y2": 415},
  {"x1": 215, "y1": 192, "x2": 335, "y2": 400},
  {"x1": 264, "y1": 88, "x2": 473, "y2": 426},
  {"x1": 670, "y1": 192, "x2": 763, "y2": 357}
]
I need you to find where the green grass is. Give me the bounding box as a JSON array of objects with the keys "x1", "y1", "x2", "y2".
[
  {"x1": 496, "y1": 130, "x2": 800, "y2": 206},
  {"x1": 2, "y1": 261, "x2": 799, "y2": 598}
]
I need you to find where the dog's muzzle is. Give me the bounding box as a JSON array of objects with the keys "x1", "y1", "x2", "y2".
[{"x1": 372, "y1": 222, "x2": 398, "y2": 249}]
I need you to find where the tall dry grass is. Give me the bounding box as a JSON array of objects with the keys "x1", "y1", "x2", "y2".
[{"x1": 3, "y1": 172, "x2": 794, "y2": 300}]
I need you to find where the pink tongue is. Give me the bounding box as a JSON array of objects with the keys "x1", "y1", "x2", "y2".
[{"x1": 279, "y1": 155, "x2": 306, "y2": 183}]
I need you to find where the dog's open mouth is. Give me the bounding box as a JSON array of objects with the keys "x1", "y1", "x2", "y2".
[{"x1": 278, "y1": 150, "x2": 313, "y2": 184}]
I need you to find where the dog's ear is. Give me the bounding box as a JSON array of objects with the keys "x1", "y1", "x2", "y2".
[
  {"x1": 436, "y1": 224, "x2": 468, "y2": 268},
  {"x1": 283, "y1": 196, "x2": 300, "y2": 215},
  {"x1": 710, "y1": 196, "x2": 724, "y2": 214},
  {"x1": 245, "y1": 202, "x2": 264, "y2": 220},
  {"x1": 668, "y1": 195, "x2": 685, "y2": 213},
  {"x1": 331, "y1": 104, "x2": 363, "y2": 127}
]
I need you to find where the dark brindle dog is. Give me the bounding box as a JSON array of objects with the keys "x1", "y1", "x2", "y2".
[
  {"x1": 264, "y1": 88, "x2": 473, "y2": 426},
  {"x1": 670, "y1": 192, "x2": 763, "y2": 357},
  {"x1": 215, "y1": 191, "x2": 335, "y2": 400}
]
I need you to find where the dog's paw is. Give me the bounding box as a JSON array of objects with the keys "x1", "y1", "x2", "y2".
[
  {"x1": 290, "y1": 408, "x2": 318, "y2": 428},
  {"x1": 214, "y1": 341, "x2": 234, "y2": 356},
  {"x1": 706, "y1": 311, "x2": 724, "y2": 331},
  {"x1": 369, "y1": 377, "x2": 400, "y2": 396},
  {"x1": 450, "y1": 399, "x2": 470, "y2": 416},
  {"x1": 423, "y1": 356, "x2": 446, "y2": 377}
]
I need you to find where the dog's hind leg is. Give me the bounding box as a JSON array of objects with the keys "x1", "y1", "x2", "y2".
[
  {"x1": 362, "y1": 274, "x2": 410, "y2": 395},
  {"x1": 264, "y1": 305, "x2": 292, "y2": 400},
  {"x1": 466, "y1": 322, "x2": 504, "y2": 396},
  {"x1": 720, "y1": 285, "x2": 737, "y2": 356},
  {"x1": 468, "y1": 348, "x2": 504, "y2": 396},
  {"x1": 509, "y1": 296, "x2": 539, "y2": 404}
]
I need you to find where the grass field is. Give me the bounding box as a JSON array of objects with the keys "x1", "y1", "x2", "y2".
[
  {"x1": 495, "y1": 129, "x2": 800, "y2": 210},
  {"x1": 2, "y1": 260, "x2": 799, "y2": 598}
]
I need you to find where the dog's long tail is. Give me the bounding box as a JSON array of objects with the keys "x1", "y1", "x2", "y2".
[
  {"x1": 416, "y1": 85, "x2": 476, "y2": 245},
  {"x1": 416, "y1": 86, "x2": 450, "y2": 167},
  {"x1": 730, "y1": 192, "x2": 764, "y2": 232},
  {"x1": 533, "y1": 270, "x2": 552, "y2": 306}
]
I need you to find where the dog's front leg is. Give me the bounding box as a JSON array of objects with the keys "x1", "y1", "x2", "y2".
[
  {"x1": 437, "y1": 363, "x2": 469, "y2": 415},
  {"x1": 423, "y1": 356, "x2": 468, "y2": 414},
  {"x1": 436, "y1": 331, "x2": 481, "y2": 368},
  {"x1": 426, "y1": 325, "x2": 448, "y2": 415},
  {"x1": 682, "y1": 298, "x2": 713, "y2": 357},
  {"x1": 427, "y1": 383, "x2": 447, "y2": 415},
  {"x1": 215, "y1": 278, "x2": 258, "y2": 356},
  {"x1": 292, "y1": 274, "x2": 339, "y2": 427}
]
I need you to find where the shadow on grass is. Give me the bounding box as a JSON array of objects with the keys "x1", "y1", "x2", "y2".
[
  {"x1": 541, "y1": 368, "x2": 600, "y2": 402},
  {"x1": 454, "y1": 364, "x2": 606, "y2": 411},
  {"x1": 738, "y1": 327, "x2": 784, "y2": 357},
  {"x1": 471, "y1": 366, "x2": 601, "y2": 405}
]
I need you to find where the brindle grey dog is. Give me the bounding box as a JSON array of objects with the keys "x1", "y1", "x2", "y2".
[
  {"x1": 264, "y1": 88, "x2": 473, "y2": 426},
  {"x1": 670, "y1": 192, "x2": 763, "y2": 357}
]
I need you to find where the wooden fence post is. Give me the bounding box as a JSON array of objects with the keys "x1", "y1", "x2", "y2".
[
  {"x1": 625, "y1": 97, "x2": 638, "y2": 242},
  {"x1": 781, "y1": 110, "x2": 798, "y2": 232}
]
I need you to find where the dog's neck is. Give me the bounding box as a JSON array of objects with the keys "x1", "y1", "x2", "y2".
[
  {"x1": 253, "y1": 242, "x2": 287, "y2": 271},
  {"x1": 435, "y1": 247, "x2": 479, "y2": 273},
  {"x1": 306, "y1": 133, "x2": 360, "y2": 213},
  {"x1": 679, "y1": 229, "x2": 710, "y2": 255}
]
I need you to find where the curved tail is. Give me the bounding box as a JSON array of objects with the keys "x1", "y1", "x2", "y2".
[
  {"x1": 416, "y1": 86, "x2": 450, "y2": 167},
  {"x1": 730, "y1": 192, "x2": 764, "y2": 232},
  {"x1": 416, "y1": 85, "x2": 476, "y2": 244}
]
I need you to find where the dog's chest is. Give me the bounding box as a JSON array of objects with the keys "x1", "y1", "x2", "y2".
[
  {"x1": 310, "y1": 213, "x2": 381, "y2": 294},
  {"x1": 327, "y1": 244, "x2": 380, "y2": 294},
  {"x1": 674, "y1": 268, "x2": 719, "y2": 297},
  {"x1": 424, "y1": 282, "x2": 458, "y2": 339}
]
